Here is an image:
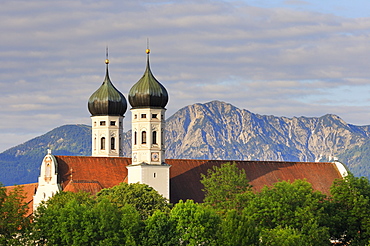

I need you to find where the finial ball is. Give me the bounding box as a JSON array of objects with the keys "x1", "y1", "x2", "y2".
[{"x1": 146, "y1": 49, "x2": 151, "y2": 54}]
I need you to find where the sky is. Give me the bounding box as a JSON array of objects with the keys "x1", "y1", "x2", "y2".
[{"x1": 1, "y1": 0, "x2": 370, "y2": 153}]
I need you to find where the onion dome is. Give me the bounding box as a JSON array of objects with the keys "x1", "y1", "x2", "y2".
[
  {"x1": 128, "y1": 49, "x2": 168, "y2": 108},
  {"x1": 88, "y1": 58, "x2": 127, "y2": 116}
]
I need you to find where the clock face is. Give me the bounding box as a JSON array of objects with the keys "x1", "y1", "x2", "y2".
[{"x1": 151, "y1": 152, "x2": 159, "y2": 161}]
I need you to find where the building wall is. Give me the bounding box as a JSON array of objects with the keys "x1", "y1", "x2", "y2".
[
  {"x1": 33, "y1": 151, "x2": 61, "y2": 211},
  {"x1": 127, "y1": 164, "x2": 170, "y2": 199},
  {"x1": 91, "y1": 115, "x2": 124, "y2": 157},
  {"x1": 131, "y1": 108, "x2": 166, "y2": 165}
]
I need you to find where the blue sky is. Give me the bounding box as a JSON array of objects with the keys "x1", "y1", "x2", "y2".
[{"x1": 1, "y1": 0, "x2": 370, "y2": 152}]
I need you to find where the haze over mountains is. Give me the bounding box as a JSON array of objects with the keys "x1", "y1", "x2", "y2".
[{"x1": 1, "y1": 101, "x2": 370, "y2": 186}]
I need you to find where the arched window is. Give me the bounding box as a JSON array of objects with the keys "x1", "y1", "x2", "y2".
[
  {"x1": 152, "y1": 131, "x2": 157, "y2": 144},
  {"x1": 94, "y1": 137, "x2": 96, "y2": 150},
  {"x1": 134, "y1": 131, "x2": 137, "y2": 145},
  {"x1": 101, "y1": 137, "x2": 105, "y2": 150},
  {"x1": 142, "y1": 131, "x2": 147, "y2": 144},
  {"x1": 111, "y1": 137, "x2": 115, "y2": 150},
  {"x1": 45, "y1": 163, "x2": 51, "y2": 182}
]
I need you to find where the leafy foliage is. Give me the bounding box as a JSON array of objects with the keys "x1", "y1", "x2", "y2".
[
  {"x1": 243, "y1": 179, "x2": 331, "y2": 245},
  {"x1": 259, "y1": 226, "x2": 309, "y2": 246},
  {"x1": 30, "y1": 192, "x2": 142, "y2": 245},
  {"x1": 330, "y1": 173, "x2": 370, "y2": 245},
  {"x1": 97, "y1": 182, "x2": 171, "y2": 220},
  {"x1": 170, "y1": 200, "x2": 221, "y2": 246},
  {"x1": 201, "y1": 162, "x2": 252, "y2": 211},
  {"x1": 141, "y1": 210, "x2": 178, "y2": 246},
  {"x1": 0, "y1": 184, "x2": 29, "y2": 244},
  {"x1": 217, "y1": 209, "x2": 259, "y2": 246},
  {"x1": 9, "y1": 163, "x2": 370, "y2": 245}
]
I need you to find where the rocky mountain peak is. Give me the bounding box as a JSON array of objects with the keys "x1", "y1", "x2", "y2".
[{"x1": 1, "y1": 100, "x2": 370, "y2": 186}]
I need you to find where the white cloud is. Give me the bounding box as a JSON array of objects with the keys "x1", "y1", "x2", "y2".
[{"x1": 1, "y1": 0, "x2": 370, "y2": 152}]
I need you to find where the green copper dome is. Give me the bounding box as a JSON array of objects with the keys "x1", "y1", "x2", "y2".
[
  {"x1": 128, "y1": 51, "x2": 168, "y2": 108},
  {"x1": 88, "y1": 61, "x2": 127, "y2": 116}
]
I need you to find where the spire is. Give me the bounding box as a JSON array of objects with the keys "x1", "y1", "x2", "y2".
[
  {"x1": 88, "y1": 48, "x2": 127, "y2": 116},
  {"x1": 146, "y1": 39, "x2": 151, "y2": 71},
  {"x1": 128, "y1": 44, "x2": 169, "y2": 108},
  {"x1": 105, "y1": 46, "x2": 110, "y2": 78},
  {"x1": 146, "y1": 38, "x2": 151, "y2": 55}
]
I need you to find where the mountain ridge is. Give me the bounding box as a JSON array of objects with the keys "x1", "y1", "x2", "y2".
[{"x1": 1, "y1": 100, "x2": 370, "y2": 186}]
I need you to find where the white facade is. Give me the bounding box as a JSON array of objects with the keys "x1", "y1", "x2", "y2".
[
  {"x1": 334, "y1": 160, "x2": 349, "y2": 177},
  {"x1": 127, "y1": 164, "x2": 170, "y2": 199},
  {"x1": 131, "y1": 108, "x2": 166, "y2": 165},
  {"x1": 33, "y1": 150, "x2": 61, "y2": 211},
  {"x1": 128, "y1": 107, "x2": 170, "y2": 200},
  {"x1": 91, "y1": 115, "x2": 124, "y2": 157}
]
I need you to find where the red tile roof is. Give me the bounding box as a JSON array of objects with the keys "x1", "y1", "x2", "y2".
[
  {"x1": 54, "y1": 156, "x2": 343, "y2": 203},
  {"x1": 55, "y1": 156, "x2": 130, "y2": 190},
  {"x1": 63, "y1": 180, "x2": 103, "y2": 194},
  {"x1": 167, "y1": 159, "x2": 342, "y2": 203},
  {"x1": 5, "y1": 183, "x2": 38, "y2": 217}
]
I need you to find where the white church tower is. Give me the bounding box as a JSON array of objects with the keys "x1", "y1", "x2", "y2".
[
  {"x1": 88, "y1": 52, "x2": 127, "y2": 157},
  {"x1": 33, "y1": 149, "x2": 62, "y2": 211},
  {"x1": 127, "y1": 48, "x2": 170, "y2": 199}
]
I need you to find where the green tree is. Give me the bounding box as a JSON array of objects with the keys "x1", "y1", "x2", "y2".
[
  {"x1": 30, "y1": 191, "x2": 142, "y2": 245},
  {"x1": 244, "y1": 179, "x2": 330, "y2": 245},
  {"x1": 0, "y1": 184, "x2": 29, "y2": 244},
  {"x1": 141, "y1": 210, "x2": 178, "y2": 246},
  {"x1": 170, "y1": 200, "x2": 221, "y2": 246},
  {"x1": 97, "y1": 182, "x2": 170, "y2": 220},
  {"x1": 43, "y1": 190, "x2": 94, "y2": 208},
  {"x1": 118, "y1": 204, "x2": 142, "y2": 246},
  {"x1": 217, "y1": 209, "x2": 259, "y2": 246},
  {"x1": 259, "y1": 226, "x2": 307, "y2": 246},
  {"x1": 330, "y1": 173, "x2": 370, "y2": 245},
  {"x1": 200, "y1": 162, "x2": 252, "y2": 211}
]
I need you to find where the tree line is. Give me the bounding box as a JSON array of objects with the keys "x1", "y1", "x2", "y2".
[{"x1": 1, "y1": 162, "x2": 370, "y2": 245}]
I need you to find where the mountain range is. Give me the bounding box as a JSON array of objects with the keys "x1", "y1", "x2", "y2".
[{"x1": 1, "y1": 100, "x2": 370, "y2": 186}]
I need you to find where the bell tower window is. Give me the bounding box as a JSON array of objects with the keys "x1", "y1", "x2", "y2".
[
  {"x1": 111, "y1": 137, "x2": 115, "y2": 150},
  {"x1": 152, "y1": 131, "x2": 157, "y2": 144},
  {"x1": 101, "y1": 137, "x2": 106, "y2": 150},
  {"x1": 134, "y1": 131, "x2": 137, "y2": 145},
  {"x1": 142, "y1": 131, "x2": 147, "y2": 144}
]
